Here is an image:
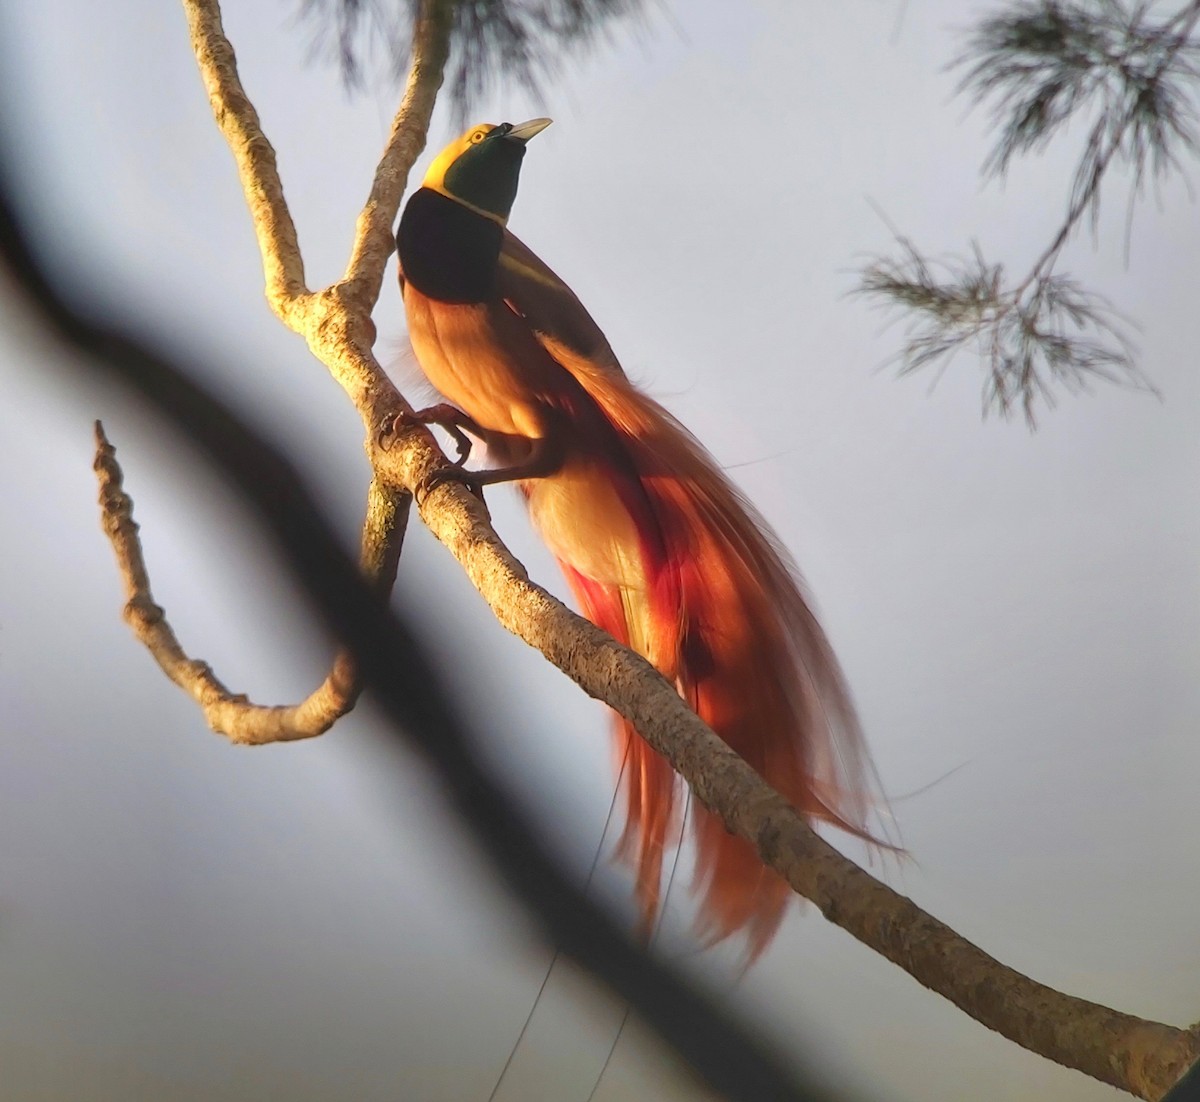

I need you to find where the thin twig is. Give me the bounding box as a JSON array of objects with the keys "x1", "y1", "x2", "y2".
[
  {"x1": 342, "y1": 0, "x2": 451, "y2": 306},
  {"x1": 182, "y1": 0, "x2": 309, "y2": 316},
  {"x1": 95, "y1": 422, "x2": 404, "y2": 744}
]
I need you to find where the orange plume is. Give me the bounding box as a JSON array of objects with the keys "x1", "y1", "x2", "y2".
[
  {"x1": 396, "y1": 122, "x2": 883, "y2": 958},
  {"x1": 525, "y1": 356, "x2": 879, "y2": 956}
]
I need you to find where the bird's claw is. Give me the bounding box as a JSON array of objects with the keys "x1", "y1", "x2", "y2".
[
  {"x1": 414, "y1": 465, "x2": 487, "y2": 510},
  {"x1": 385, "y1": 406, "x2": 474, "y2": 465},
  {"x1": 378, "y1": 410, "x2": 414, "y2": 452},
  {"x1": 445, "y1": 426, "x2": 473, "y2": 466}
]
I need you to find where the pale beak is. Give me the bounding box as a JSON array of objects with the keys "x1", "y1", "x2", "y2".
[{"x1": 505, "y1": 117, "x2": 553, "y2": 143}]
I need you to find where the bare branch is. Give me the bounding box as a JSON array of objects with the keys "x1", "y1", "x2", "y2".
[
  {"x1": 182, "y1": 0, "x2": 310, "y2": 316},
  {"x1": 183, "y1": 0, "x2": 446, "y2": 419},
  {"x1": 342, "y1": 0, "x2": 451, "y2": 305},
  {"x1": 94, "y1": 421, "x2": 405, "y2": 743}
]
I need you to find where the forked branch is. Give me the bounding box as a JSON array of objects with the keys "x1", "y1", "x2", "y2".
[{"x1": 107, "y1": 0, "x2": 456, "y2": 745}]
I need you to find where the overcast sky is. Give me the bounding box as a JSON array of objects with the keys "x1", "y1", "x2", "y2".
[{"x1": 1, "y1": 1, "x2": 1198, "y2": 1100}]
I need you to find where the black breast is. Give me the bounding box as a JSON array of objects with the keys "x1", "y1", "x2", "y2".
[{"x1": 397, "y1": 188, "x2": 503, "y2": 304}]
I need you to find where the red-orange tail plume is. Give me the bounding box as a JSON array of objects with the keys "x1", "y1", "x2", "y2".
[{"x1": 523, "y1": 363, "x2": 878, "y2": 959}]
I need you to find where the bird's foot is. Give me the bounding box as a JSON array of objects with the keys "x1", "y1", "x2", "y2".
[
  {"x1": 388, "y1": 404, "x2": 479, "y2": 465},
  {"x1": 414, "y1": 465, "x2": 488, "y2": 511}
]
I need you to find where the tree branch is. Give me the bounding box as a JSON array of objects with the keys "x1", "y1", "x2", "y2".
[
  {"x1": 182, "y1": 0, "x2": 309, "y2": 315},
  {"x1": 341, "y1": 0, "x2": 451, "y2": 307},
  {"x1": 95, "y1": 420, "x2": 405, "y2": 743},
  {"x1": 181, "y1": 0, "x2": 451, "y2": 419}
]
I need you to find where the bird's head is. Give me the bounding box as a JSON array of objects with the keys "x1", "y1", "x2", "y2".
[{"x1": 420, "y1": 118, "x2": 552, "y2": 225}]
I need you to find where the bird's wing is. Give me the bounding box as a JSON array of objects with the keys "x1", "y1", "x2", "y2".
[{"x1": 498, "y1": 231, "x2": 626, "y2": 378}]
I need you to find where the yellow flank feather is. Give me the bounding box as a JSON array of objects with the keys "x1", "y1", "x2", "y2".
[{"x1": 498, "y1": 251, "x2": 566, "y2": 292}]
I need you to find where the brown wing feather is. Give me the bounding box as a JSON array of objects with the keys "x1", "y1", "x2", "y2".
[{"x1": 498, "y1": 231, "x2": 625, "y2": 376}]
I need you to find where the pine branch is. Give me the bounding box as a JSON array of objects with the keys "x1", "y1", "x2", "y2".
[
  {"x1": 858, "y1": 236, "x2": 1148, "y2": 424},
  {"x1": 858, "y1": 0, "x2": 1200, "y2": 423},
  {"x1": 963, "y1": 0, "x2": 1200, "y2": 204},
  {"x1": 297, "y1": 0, "x2": 651, "y2": 117}
]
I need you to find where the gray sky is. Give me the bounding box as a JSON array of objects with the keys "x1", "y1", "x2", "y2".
[{"x1": 1, "y1": 1, "x2": 1197, "y2": 1100}]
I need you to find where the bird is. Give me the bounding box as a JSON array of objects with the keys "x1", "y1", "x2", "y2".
[{"x1": 395, "y1": 118, "x2": 881, "y2": 957}]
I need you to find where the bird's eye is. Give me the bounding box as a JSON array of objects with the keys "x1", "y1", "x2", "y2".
[{"x1": 470, "y1": 130, "x2": 486, "y2": 144}]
